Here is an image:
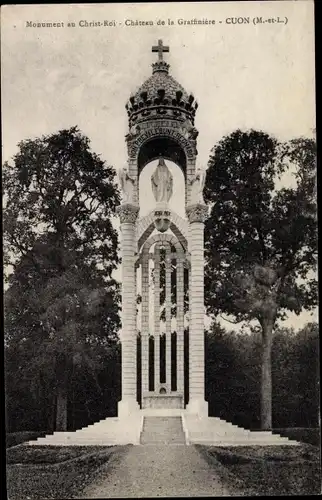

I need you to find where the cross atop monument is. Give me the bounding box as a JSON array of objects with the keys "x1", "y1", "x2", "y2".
[{"x1": 152, "y1": 39, "x2": 169, "y2": 62}]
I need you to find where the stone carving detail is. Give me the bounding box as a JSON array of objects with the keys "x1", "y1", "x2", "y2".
[
  {"x1": 127, "y1": 125, "x2": 196, "y2": 159},
  {"x1": 117, "y1": 203, "x2": 139, "y2": 224},
  {"x1": 178, "y1": 119, "x2": 199, "y2": 140},
  {"x1": 186, "y1": 204, "x2": 208, "y2": 223},
  {"x1": 118, "y1": 162, "x2": 136, "y2": 204},
  {"x1": 154, "y1": 209, "x2": 171, "y2": 233},
  {"x1": 189, "y1": 167, "x2": 207, "y2": 205},
  {"x1": 126, "y1": 123, "x2": 141, "y2": 141},
  {"x1": 151, "y1": 157, "x2": 173, "y2": 203}
]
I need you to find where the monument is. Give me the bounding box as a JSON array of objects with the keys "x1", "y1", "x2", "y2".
[
  {"x1": 30, "y1": 40, "x2": 299, "y2": 447},
  {"x1": 117, "y1": 39, "x2": 209, "y2": 417}
]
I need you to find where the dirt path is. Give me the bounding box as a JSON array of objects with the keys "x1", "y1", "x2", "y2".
[{"x1": 76, "y1": 444, "x2": 244, "y2": 498}]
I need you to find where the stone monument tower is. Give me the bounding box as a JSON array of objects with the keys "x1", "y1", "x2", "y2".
[
  {"x1": 117, "y1": 40, "x2": 208, "y2": 418},
  {"x1": 30, "y1": 40, "x2": 298, "y2": 449}
]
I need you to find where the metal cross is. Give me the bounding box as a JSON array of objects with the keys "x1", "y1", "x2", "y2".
[{"x1": 152, "y1": 39, "x2": 169, "y2": 62}]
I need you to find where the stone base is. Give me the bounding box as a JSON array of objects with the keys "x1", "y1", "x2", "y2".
[
  {"x1": 118, "y1": 398, "x2": 140, "y2": 417},
  {"x1": 182, "y1": 414, "x2": 300, "y2": 446},
  {"x1": 185, "y1": 399, "x2": 208, "y2": 417},
  {"x1": 142, "y1": 393, "x2": 184, "y2": 409},
  {"x1": 28, "y1": 415, "x2": 142, "y2": 446}
]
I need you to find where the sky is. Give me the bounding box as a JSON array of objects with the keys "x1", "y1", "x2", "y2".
[{"x1": 1, "y1": 1, "x2": 317, "y2": 329}]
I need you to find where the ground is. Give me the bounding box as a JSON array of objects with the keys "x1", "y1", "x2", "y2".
[
  {"x1": 199, "y1": 444, "x2": 321, "y2": 496},
  {"x1": 6, "y1": 442, "x2": 321, "y2": 498},
  {"x1": 6, "y1": 445, "x2": 123, "y2": 500}
]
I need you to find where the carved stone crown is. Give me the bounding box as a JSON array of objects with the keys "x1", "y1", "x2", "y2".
[
  {"x1": 116, "y1": 203, "x2": 139, "y2": 224},
  {"x1": 186, "y1": 203, "x2": 209, "y2": 223},
  {"x1": 152, "y1": 60, "x2": 170, "y2": 74},
  {"x1": 125, "y1": 61, "x2": 198, "y2": 128}
]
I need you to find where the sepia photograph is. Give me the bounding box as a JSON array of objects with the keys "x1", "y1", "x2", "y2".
[{"x1": 2, "y1": 1, "x2": 319, "y2": 498}]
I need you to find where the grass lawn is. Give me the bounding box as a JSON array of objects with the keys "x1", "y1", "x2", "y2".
[
  {"x1": 198, "y1": 444, "x2": 321, "y2": 495},
  {"x1": 6, "y1": 444, "x2": 129, "y2": 499}
]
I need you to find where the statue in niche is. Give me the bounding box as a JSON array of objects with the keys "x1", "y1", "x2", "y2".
[
  {"x1": 126, "y1": 123, "x2": 141, "y2": 140},
  {"x1": 178, "y1": 119, "x2": 199, "y2": 140},
  {"x1": 118, "y1": 162, "x2": 136, "y2": 204},
  {"x1": 190, "y1": 166, "x2": 207, "y2": 204},
  {"x1": 151, "y1": 157, "x2": 173, "y2": 203}
]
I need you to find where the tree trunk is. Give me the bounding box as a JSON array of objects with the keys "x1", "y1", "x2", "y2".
[
  {"x1": 260, "y1": 317, "x2": 274, "y2": 430},
  {"x1": 48, "y1": 395, "x2": 56, "y2": 433},
  {"x1": 56, "y1": 384, "x2": 68, "y2": 431}
]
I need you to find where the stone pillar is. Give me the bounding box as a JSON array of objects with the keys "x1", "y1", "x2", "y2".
[
  {"x1": 186, "y1": 203, "x2": 208, "y2": 416},
  {"x1": 141, "y1": 254, "x2": 149, "y2": 401},
  {"x1": 154, "y1": 244, "x2": 161, "y2": 393},
  {"x1": 176, "y1": 256, "x2": 185, "y2": 396},
  {"x1": 116, "y1": 203, "x2": 140, "y2": 417},
  {"x1": 165, "y1": 246, "x2": 172, "y2": 393}
]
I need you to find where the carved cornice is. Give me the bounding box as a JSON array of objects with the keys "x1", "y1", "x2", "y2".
[
  {"x1": 186, "y1": 203, "x2": 208, "y2": 223},
  {"x1": 116, "y1": 203, "x2": 139, "y2": 224},
  {"x1": 127, "y1": 123, "x2": 196, "y2": 159}
]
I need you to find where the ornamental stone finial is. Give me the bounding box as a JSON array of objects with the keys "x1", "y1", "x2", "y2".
[
  {"x1": 116, "y1": 203, "x2": 139, "y2": 224},
  {"x1": 186, "y1": 203, "x2": 208, "y2": 223}
]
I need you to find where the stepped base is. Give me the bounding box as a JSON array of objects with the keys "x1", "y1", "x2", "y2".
[
  {"x1": 27, "y1": 411, "x2": 300, "y2": 447},
  {"x1": 141, "y1": 408, "x2": 183, "y2": 417},
  {"x1": 28, "y1": 415, "x2": 143, "y2": 446},
  {"x1": 183, "y1": 415, "x2": 300, "y2": 446},
  {"x1": 140, "y1": 416, "x2": 186, "y2": 445}
]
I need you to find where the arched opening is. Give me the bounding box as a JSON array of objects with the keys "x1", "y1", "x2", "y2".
[
  {"x1": 138, "y1": 137, "x2": 187, "y2": 176},
  {"x1": 139, "y1": 159, "x2": 185, "y2": 218},
  {"x1": 138, "y1": 234, "x2": 188, "y2": 409}
]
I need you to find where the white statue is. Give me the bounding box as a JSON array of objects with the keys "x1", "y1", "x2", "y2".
[
  {"x1": 151, "y1": 157, "x2": 173, "y2": 203},
  {"x1": 127, "y1": 123, "x2": 141, "y2": 139},
  {"x1": 190, "y1": 166, "x2": 206, "y2": 204},
  {"x1": 118, "y1": 163, "x2": 136, "y2": 204},
  {"x1": 179, "y1": 119, "x2": 199, "y2": 140}
]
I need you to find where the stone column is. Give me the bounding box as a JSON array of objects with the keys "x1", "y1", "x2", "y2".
[
  {"x1": 116, "y1": 203, "x2": 140, "y2": 417},
  {"x1": 141, "y1": 254, "x2": 149, "y2": 402},
  {"x1": 154, "y1": 244, "x2": 161, "y2": 393},
  {"x1": 176, "y1": 255, "x2": 185, "y2": 397},
  {"x1": 165, "y1": 246, "x2": 172, "y2": 393},
  {"x1": 186, "y1": 203, "x2": 208, "y2": 416}
]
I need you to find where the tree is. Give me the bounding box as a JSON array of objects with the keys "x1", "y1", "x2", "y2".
[
  {"x1": 5, "y1": 246, "x2": 120, "y2": 431},
  {"x1": 4, "y1": 127, "x2": 121, "y2": 431},
  {"x1": 204, "y1": 129, "x2": 317, "y2": 429},
  {"x1": 204, "y1": 321, "x2": 319, "y2": 430},
  {"x1": 4, "y1": 126, "x2": 120, "y2": 276}
]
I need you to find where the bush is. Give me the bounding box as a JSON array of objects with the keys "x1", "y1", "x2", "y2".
[
  {"x1": 6, "y1": 431, "x2": 47, "y2": 448},
  {"x1": 272, "y1": 428, "x2": 320, "y2": 447}
]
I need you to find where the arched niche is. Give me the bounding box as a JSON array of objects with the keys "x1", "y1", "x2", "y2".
[
  {"x1": 138, "y1": 137, "x2": 187, "y2": 177},
  {"x1": 141, "y1": 232, "x2": 185, "y2": 256},
  {"x1": 138, "y1": 159, "x2": 186, "y2": 218}
]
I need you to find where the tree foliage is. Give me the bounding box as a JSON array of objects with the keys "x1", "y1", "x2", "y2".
[
  {"x1": 4, "y1": 126, "x2": 120, "y2": 277},
  {"x1": 4, "y1": 127, "x2": 121, "y2": 431},
  {"x1": 204, "y1": 130, "x2": 317, "y2": 325},
  {"x1": 204, "y1": 129, "x2": 317, "y2": 429},
  {"x1": 206, "y1": 321, "x2": 319, "y2": 430}
]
